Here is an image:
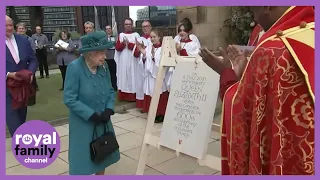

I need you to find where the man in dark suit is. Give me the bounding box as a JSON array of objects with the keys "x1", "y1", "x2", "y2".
[
  {"x1": 6, "y1": 15, "x2": 37, "y2": 136},
  {"x1": 16, "y1": 22, "x2": 39, "y2": 92}
]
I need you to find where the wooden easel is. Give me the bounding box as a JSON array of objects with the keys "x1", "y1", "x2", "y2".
[{"x1": 135, "y1": 36, "x2": 221, "y2": 175}]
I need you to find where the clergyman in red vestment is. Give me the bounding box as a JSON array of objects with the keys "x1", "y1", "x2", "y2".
[
  {"x1": 200, "y1": 6, "x2": 314, "y2": 175},
  {"x1": 247, "y1": 23, "x2": 263, "y2": 46}
]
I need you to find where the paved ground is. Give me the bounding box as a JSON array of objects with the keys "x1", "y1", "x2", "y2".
[
  {"x1": 35, "y1": 69, "x2": 61, "y2": 77},
  {"x1": 6, "y1": 108, "x2": 222, "y2": 175}
]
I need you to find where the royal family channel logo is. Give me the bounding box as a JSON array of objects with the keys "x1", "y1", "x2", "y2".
[{"x1": 11, "y1": 120, "x2": 61, "y2": 169}]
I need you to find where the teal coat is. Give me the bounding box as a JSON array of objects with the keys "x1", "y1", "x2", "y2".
[{"x1": 63, "y1": 56, "x2": 120, "y2": 175}]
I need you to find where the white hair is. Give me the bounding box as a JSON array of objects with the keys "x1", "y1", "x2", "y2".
[
  {"x1": 6, "y1": 15, "x2": 13, "y2": 22},
  {"x1": 84, "y1": 21, "x2": 94, "y2": 28}
]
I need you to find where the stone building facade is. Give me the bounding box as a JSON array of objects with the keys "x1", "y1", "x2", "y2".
[
  {"x1": 176, "y1": 6, "x2": 232, "y2": 126},
  {"x1": 176, "y1": 6, "x2": 231, "y2": 52}
]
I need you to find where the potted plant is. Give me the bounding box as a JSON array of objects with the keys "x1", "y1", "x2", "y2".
[{"x1": 223, "y1": 6, "x2": 255, "y2": 45}]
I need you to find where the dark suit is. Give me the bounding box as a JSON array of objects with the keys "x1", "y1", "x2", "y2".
[
  {"x1": 105, "y1": 35, "x2": 117, "y2": 90},
  {"x1": 6, "y1": 34, "x2": 37, "y2": 136}
]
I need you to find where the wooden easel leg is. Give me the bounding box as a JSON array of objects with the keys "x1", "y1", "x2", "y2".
[
  {"x1": 135, "y1": 66, "x2": 169, "y2": 175},
  {"x1": 136, "y1": 143, "x2": 149, "y2": 175}
]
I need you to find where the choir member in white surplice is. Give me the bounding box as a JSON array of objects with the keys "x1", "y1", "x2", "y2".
[
  {"x1": 114, "y1": 18, "x2": 141, "y2": 102},
  {"x1": 136, "y1": 29, "x2": 170, "y2": 123},
  {"x1": 133, "y1": 20, "x2": 153, "y2": 110},
  {"x1": 167, "y1": 19, "x2": 201, "y2": 91},
  {"x1": 173, "y1": 18, "x2": 201, "y2": 47},
  {"x1": 174, "y1": 34, "x2": 200, "y2": 47}
]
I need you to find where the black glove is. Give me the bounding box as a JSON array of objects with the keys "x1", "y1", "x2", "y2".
[
  {"x1": 89, "y1": 113, "x2": 104, "y2": 124},
  {"x1": 101, "y1": 108, "x2": 114, "y2": 123}
]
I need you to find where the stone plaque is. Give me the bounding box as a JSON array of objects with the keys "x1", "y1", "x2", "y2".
[{"x1": 159, "y1": 57, "x2": 220, "y2": 159}]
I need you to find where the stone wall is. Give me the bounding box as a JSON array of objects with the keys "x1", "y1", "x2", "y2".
[
  {"x1": 176, "y1": 6, "x2": 231, "y2": 118},
  {"x1": 176, "y1": 6, "x2": 231, "y2": 52}
]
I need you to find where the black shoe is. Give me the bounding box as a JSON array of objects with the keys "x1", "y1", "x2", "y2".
[
  {"x1": 154, "y1": 116, "x2": 164, "y2": 123},
  {"x1": 46, "y1": 75, "x2": 50, "y2": 78},
  {"x1": 38, "y1": 76, "x2": 44, "y2": 79}
]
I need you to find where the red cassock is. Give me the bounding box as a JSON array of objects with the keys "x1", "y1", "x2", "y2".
[
  {"x1": 220, "y1": 6, "x2": 314, "y2": 175},
  {"x1": 140, "y1": 43, "x2": 170, "y2": 116},
  {"x1": 247, "y1": 24, "x2": 263, "y2": 46},
  {"x1": 142, "y1": 92, "x2": 169, "y2": 116}
]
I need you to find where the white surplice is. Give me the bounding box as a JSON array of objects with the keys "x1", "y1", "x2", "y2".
[
  {"x1": 174, "y1": 34, "x2": 201, "y2": 47},
  {"x1": 142, "y1": 44, "x2": 169, "y2": 97},
  {"x1": 134, "y1": 36, "x2": 152, "y2": 100},
  {"x1": 166, "y1": 40, "x2": 201, "y2": 91},
  {"x1": 114, "y1": 32, "x2": 140, "y2": 94}
]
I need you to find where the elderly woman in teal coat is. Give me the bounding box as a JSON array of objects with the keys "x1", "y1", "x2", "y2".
[{"x1": 63, "y1": 31, "x2": 120, "y2": 175}]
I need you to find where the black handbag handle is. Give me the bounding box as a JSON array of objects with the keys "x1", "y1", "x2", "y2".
[{"x1": 92, "y1": 122, "x2": 111, "y2": 141}]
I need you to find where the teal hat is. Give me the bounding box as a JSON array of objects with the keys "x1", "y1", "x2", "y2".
[{"x1": 79, "y1": 31, "x2": 114, "y2": 54}]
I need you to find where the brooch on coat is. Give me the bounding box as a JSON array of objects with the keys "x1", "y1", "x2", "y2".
[{"x1": 102, "y1": 64, "x2": 107, "y2": 72}]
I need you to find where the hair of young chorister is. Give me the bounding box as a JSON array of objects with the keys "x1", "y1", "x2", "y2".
[
  {"x1": 59, "y1": 30, "x2": 71, "y2": 39},
  {"x1": 178, "y1": 18, "x2": 193, "y2": 33},
  {"x1": 150, "y1": 29, "x2": 162, "y2": 43},
  {"x1": 124, "y1": 17, "x2": 134, "y2": 24},
  {"x1": 142, "y1": 20, "x2": 152, "y2": 26},
  {"x1": 179, "y1": 18, "x2": 192, "y2": 26}
]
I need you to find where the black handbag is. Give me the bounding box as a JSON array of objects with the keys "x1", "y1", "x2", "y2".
[{"x1": 90, "y1": 122, "x2": 119, "y2": 164}]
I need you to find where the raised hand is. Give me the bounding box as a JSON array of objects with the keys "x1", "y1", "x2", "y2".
[
  {"x1": 151, "y1": 46, "x2": 155, "y2": 57},
  {"x1": 141, "y1": 41, "x2": 146, "y2": 49},
  {"x1": 140, "y1": 49, "x2": 146, "y2": 55},
  {"x1": 123, "y1": 37, "x2": 128, "y2": 45},
  {"x1": 135, "y1": 38, "x2": 140, "y2": 46},
  {"x1": 226, "y1": 45, "x2": 249, "y2": 79},
  {"x1": 199, "y1": 47, "x2": 232, "y2": 75},
  {"x1": 176, "y1": 43, "x2": 181, "y2": 52},
  {"x1": 135, "y1": 38, "x2": 144, "y2": 51}
]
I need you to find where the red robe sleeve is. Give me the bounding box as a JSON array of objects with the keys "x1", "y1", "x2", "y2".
[
  {"x1": 219, "y1": 68, "x2": 238, "y2": 100},
  {"x1": 115, "y1": 36, "x2": 126, "y2": 52},
  {"x1": 247, "y1": 24, "x2": 263, "y2": 46},
  {"x1": 133, "y1": 47, "x2": 140, "y2": 58},
  {"x1": 127, "y1": 42, "x2": 135, "y2": 50}
]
